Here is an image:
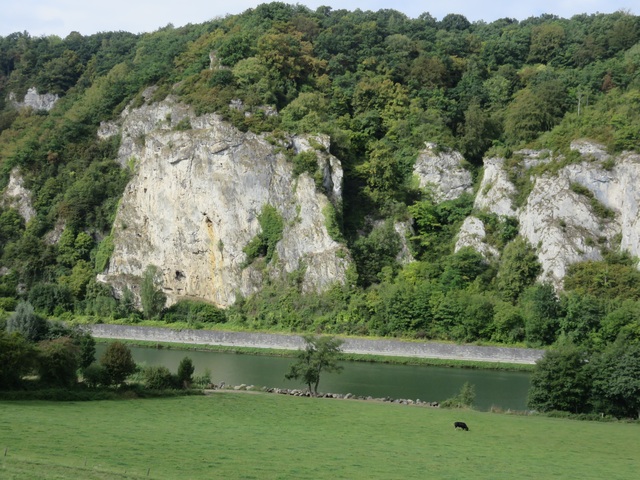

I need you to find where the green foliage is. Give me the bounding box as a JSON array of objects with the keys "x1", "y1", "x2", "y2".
[
  {"x1": 285, "y1": 334, "x2": 344, "y2": 395},
  {"x1": 292, "y1": 150, "x2": 318, "y2": 177},
  {"x1": 521, "y1": 283, "x2": 562, "y2": 346},
  {"x1": 352, "y1": 220, "x2": 401, "y2": 287},
  {"x1": 528, "y1": 342, "x2": 591, "y2": 414},
  {"x1": 82, "y1": 362, "x2": 109, "y2": 388},
  {"x1": 441, "y1": 381, "x2": 476, "y2": 409},
  {"x1": 140, "y1": 265, "x2": 167, "y2": 320},
  {"x1": 408, "y1": 193, "x2": 474, "y2": 261},
  {"x1": 496, "y1": 237, "x2": 542, "y2": 303},
  {"x1": 6, "y1": 301, "x2": 47, "y2": 342},
  {"x1": 173, "y1": 117, "x2": 192, "y2": 131},
  {"x1": 590, "y1": 342, "x2": 640, "y2": 419},
  {"x1": 36, "y1": 337, "x2": 80, "y2": 387},
  {"x1": 100, "y1": 341, "x2": 137, "y2": 386},
  {"x1": 163, "y1": 300, "x2": 226, "y2": 324},
  {"x1": 322, "y1": 203, "x2": 343, "y2": 242},
  {"x1": 94, "y1": 234, "x2": 114, "y2": 272},
  {"x1": 142, "y1": 365, "x2": 177, "y2": 389},
  {"x1": 28, "y1": 282, "x2": 73, "y2": 314},
  {"x1": 243, "y1": 204, "x2": 284, "y2": 266},
  {"x1": 177, "y1": 356, "x2": 195, "y2": 387},
  {"x1": 0, "y1": 330, "x2": 36, "y2": 389}
]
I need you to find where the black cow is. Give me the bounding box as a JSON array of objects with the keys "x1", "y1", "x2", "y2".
[{"x1": 454, "y1": 421, "x2": 469, "y2": 431}]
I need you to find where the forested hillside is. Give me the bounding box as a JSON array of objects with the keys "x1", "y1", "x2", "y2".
[{"x1": 1, "y1": 3, "x2": 640, "y2": 359}]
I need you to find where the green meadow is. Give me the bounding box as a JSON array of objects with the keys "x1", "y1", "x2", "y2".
[{"x1": 1, "y1": 393, "x2": 637, "y2": 479}]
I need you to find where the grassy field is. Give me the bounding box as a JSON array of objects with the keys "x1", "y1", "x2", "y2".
[{"x1": 1, "y1": 393, "x2": 638, "y2": 479}]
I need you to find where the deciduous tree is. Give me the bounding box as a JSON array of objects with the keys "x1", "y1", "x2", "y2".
[{"x1": 285, "y1": 334, "x2": 344, "y2": 395}]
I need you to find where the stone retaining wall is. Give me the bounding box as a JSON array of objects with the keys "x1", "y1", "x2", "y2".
[{"x1": 89, "y1": 324, "x2": 544, "y2": 364}]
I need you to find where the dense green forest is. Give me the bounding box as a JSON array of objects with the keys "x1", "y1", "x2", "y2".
[{"x1": 1, "y1": 1, "x2": 640, "y2": 373}]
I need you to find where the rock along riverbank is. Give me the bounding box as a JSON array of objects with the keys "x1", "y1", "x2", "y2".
[{"x1": 89, "y1": 324, "x2": 544, "y2": 364}]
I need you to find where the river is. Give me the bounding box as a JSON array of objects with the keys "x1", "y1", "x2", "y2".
[{"x1": 96, "y1": 344, "x2": 532, "y2": 411}]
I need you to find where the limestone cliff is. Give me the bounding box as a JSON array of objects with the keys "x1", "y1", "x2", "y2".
[
  {"x1": 8, "y1": 87, "x2": 59, "y2": 111},
  {"x1": 1, "y1": 168, "x2": 36, "y2": 223},
  {"x1": 413, "y1": 142, "x2": 473, "y2": 202},
  {"x1": 459, "y1": 141, "x2": 640, "y2": 288},
  {"x1": 98, "y1": 94, "x2": 349, "y2": 307}
]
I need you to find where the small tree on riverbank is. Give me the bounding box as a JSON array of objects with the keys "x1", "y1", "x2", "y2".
[
  {"x1": 100, "y1": 341, "x2": 136, "y2": 387},
  {"x1": 285, "y1": 335, "x2": 344, "y2": 396}
]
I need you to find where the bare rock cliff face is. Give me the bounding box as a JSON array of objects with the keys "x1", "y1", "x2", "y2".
[
  {"x1": 1, "y1": 168, "x2": 36, "y2": 222},
  {"x1": 98, "y1": 95, "x2": 349, "y2": 307},
  {"x1": 8, "y1": 87, "x2": 59, "y2": 111},
  {"x1": 413, "y1": 143, "x2": 473, "y2": 202},
  {"x1": 463, "y1": 141, "x2": 640, "y2": 288}
]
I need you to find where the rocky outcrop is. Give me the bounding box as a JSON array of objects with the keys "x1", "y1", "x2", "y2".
[
  {"x1": 474, "y1": 157, "x2": 517, "y2": 216},
  {"x1": 413, "y1": 143, "x2": 473, "y2": 202},
  {"x1": 8, "y1": 87, "x2": 59, "y2": 111},
  {"x1": 98, "y1": 94, "x2": 349, "y2": 307},
  {"x1": 466, "y1": 141, "x2": 640, "y2": 288},
  {"x1": 1, "y1": 168, "x2": 36, "y2": 223},
  {"x1": 455, "y1": 216, "x2": 499, "y2": 259}
]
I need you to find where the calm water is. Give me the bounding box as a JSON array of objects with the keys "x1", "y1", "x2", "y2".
[{"x1": 96, "y1": 344, "x2": 532, "y2": 411}]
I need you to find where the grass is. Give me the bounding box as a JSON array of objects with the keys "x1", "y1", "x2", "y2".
[{"x1": 1, "y1": 394, "x2": 638, "y2": 479}]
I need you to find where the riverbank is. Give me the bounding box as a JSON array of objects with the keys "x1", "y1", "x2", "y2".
[{"x1": 88, "y1": 324, "x2": 545, "y2": 366}]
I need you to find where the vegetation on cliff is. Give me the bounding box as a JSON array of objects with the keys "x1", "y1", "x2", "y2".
[{"x1": 1, "y1": 5, "x2": 640, "y2": 371}]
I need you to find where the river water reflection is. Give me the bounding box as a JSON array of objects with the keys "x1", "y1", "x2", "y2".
[{"x1": 96, "y1": 344, "x2": 532, "y2": 411}]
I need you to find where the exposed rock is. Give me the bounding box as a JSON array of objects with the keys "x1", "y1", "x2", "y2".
[
  {"x1": 99, "y1": 96, "x2": 349, "y2": 307},
  {"x1": 455, "y1": 216, "x2": 499, "y2": 259},
  {"x1": 8, "y1": 87, "x2": 59, "y2": 111},
  {"x1": 413, "y1": 143, "x2": 473, "y2": 202},
  {"x1": 466, "y1": 140, "x2": 640, "y2": 288},
  {"x1": 474, "y1": 157, "x2": 517, "y2": 217},
  {"x1": 2, "y1": 168, "x2": 36, "y2": 222},
  {"x1": 518, "y1": 172, "x2": 618, "y2": 287}
]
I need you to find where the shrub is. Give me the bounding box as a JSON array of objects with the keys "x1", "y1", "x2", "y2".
[
  {"x1": 177, "y1": 357, "x2": 195, "y2": 387},
  {"x1": 28, "y1": 283, "x2": 73, "y2": 315},
  {"x1": 6, "y1": 301, "x2": 48, "y2": 342},
  {"x1": 441, "y1": 381, "x2": 476, "y2": 409},
  {"x1": 37, "y1": 337, "x2": 80, "y2": 387},
  {"x1": 82, "y1": 363, "x2": 110, "y2": 388},
  {"x1": 0, "y1": 330, "x2": 36, "y2": 389},
  {"x1": 243, "y1": 204, "x2": 284, "y2": 266},
  {"x1": 0, "y1": 297, "x2": 17, "y2": 311},
  {"x1": 100, "y1": 341, "x2": 137, "y2": 386},
  {"x1": 162, "y1": 300, "x2": 226, "y2": 324},
  {"x1": 143, "y1": 365, "x2": 177, "y2": 389}
]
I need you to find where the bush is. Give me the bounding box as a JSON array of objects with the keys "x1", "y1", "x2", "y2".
[
  {"x1": 177, "y1": 356, "x2": 195, "y2": 387},
  {"x1": 162, "y1": 300, "x2": 226, "y2": 324},
  {"x1": 37, "y1": 337, "x2": 80, "y2": 387},
  {"x1": 82, "y1": 363, "x2": 110, "y2": 388},
  {"x1": 441, "y1": 382, "x2": 476, "y2": 409},
  {"x1": 143, "y1": 365, "x2": 177, "y2": 389},
  {"x1": 0, "y1": 330, "x2": 36, "y2": 389},
  {"x1": 0, "y1": 297, "x2": 17, "y2": 311},
  {"x1": 100, "y1": 341, "x2": 137, "y2": 386},
  {"x1": 6, "y1": 301, "x2": 48, "y2": 342}
]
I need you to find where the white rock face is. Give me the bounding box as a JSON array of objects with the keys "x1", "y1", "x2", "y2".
[
  {"x1": 9, "y1": 87, "x2": 59, "y2": 111},
  {"x1": 413, "y1": 143, "x2": 473, "y2": 202},
  {"x1": 455, "y1": 216, "x2": 499, "y2": 259},
  {"x1": 1, "y1": 168, "x2": 36, "y2": 222},
  {"x1": 466, "y1": 141, "x2": 640, "y2": 288},
  {"x1": 474, "y1": 157, "x2": 517, "y2": 217},
  {"x1": 99, "y1": 96, "x2": 349, "y2": 307},
  {"x1": 518, "y1": 173, "x2": 618, "y2": 287}
]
